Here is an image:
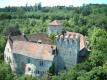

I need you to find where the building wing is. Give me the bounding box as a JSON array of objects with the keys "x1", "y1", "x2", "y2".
[{"x1": 12, "y1": 41, "x2": 55, "y2": 61}]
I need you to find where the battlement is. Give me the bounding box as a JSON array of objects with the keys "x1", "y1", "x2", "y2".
[
  {"x1": 56, "y1": 33, "x2": 80, "y2": 42},
  {"x1": 56, "y1": 32, "x2": 80, "y2": 51}
]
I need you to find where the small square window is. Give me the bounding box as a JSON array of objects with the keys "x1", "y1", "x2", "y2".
[
  {"x1": 36, "y1": 70, "x2": 40, "y2": 74},
  {"x1": 40, "y1": 61, "x2": 43, "y2": 66},
  {"x1": 27, "y1": 58, "x2": 30, "y2": 63}
]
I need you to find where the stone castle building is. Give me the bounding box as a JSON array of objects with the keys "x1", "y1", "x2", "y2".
[{"x1": 4, "y1": 20, "x2": 88, "y2": 76}]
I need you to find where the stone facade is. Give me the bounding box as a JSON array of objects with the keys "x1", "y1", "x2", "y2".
[
  {"x1": 4, "y1": 39, "x2": 55, "y2": 77},
  {"x1": 54, "y1": 34, "x2": 80, "y2": 72},
  {"x1": 13, "y1": 53, "x2": 53, "y2": 76},
  {"x1": 4, "y1": 39, "x2": 16, "y2": 72},
  {"x1": 48, "y1": 25, "x2": 63, "y2": 36}
]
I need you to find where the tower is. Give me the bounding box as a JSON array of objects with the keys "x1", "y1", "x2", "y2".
[
  {"x1": 48, "y1": 20, "x2": 63, "y2": 36},
  {"x1": 55, "y1": 32, "x2": 80, "y2": 72}
]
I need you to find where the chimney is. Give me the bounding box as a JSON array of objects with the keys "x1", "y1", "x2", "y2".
[
  {"x1": 21, "y1": 32, "x2": 28, "y2": 41},
  {"x1": 37, "y1": 40, "x2": 42, "y2": 44},
  {"x1": 22, "y1": 32, "x2": 25, "y2": 36}
]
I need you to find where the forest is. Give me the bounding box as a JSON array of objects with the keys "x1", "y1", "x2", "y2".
[{"x1": 0, "y1": 3, "x2": 107, "y2": 80}]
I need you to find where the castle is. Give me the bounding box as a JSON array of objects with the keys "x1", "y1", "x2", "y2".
[{"x1": 4, "y1": 20, "x2": 88, "y2": 76}]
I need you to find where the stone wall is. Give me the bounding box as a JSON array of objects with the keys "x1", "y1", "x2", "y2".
[
  {"x1": 13, "y1": 53, "x2": 53, "y2": 76},
  {"x1": 55, "y1": 34, "x2": 80, "y2": 72},
  {"x1": 4, "y1": 40, "x2": 16, "y2": 72},
  {"x1": 48, "y1": 25, "x2": 63, "y2": 36}
]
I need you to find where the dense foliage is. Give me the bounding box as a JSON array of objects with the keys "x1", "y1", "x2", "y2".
[
  {"x1": 0, "y1": 3, "x2": 107, "y2": 80},
  {"x1": 52, "y1": 28, "x2": 107, "y2": 80}
]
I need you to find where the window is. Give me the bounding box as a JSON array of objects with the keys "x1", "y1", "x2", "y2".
[
  {"x1": 27, "y1": 58, "x2": 30, "y2": 63},
  {"x1": 21, "y1": 62, "x2": 25, "y2": 71},
  {"x1": 4, "y1": 54, "x2": 6, "y2": 58},
  {"x1": 40, "y1": 60, "x2": 43, "y2": 66},
  {"x1": 36, "y1": 70, "x2": 40, "y2": 74},
  {"x1": 64, "y1": 66, "x2": 66, "y2": 70},
  {"x1": 7, "y1": 57, "x2": 8, "y2": 61},
  {"x1": 70, "y1": 51, "x2": 72, "y2": 55},
  {"x1": 28, "y1": 67, "x2": 31, "y2": 72},
  {"x1": 52, "y1": 50, "x2": 55, "y2": 55},
  {"x1": 9, "y1": 58, "x2": 11, "y2": 63},
  {"x1": 7, "y1": 48, "x2": 9, "y2": 52},
  {"x1": 41, "y1": 71, "x2": 44, "y2": 75}
]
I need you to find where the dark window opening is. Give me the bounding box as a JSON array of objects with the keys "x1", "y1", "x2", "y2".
[
  {"x1": 64, "y1": 66, "x2": 66, "y2": 70},
  {"x1": 27, "y1": 58, "x2": 30, "y2": 63},
  {"x1": 52, "y1": 50, "x2": 56, "y2": 55},
  {"x1": 40, "y1": 61, "x2": 43, "y2": 66},
  {"x1": 36, "y1": 70, "x2": 40, "y2": 74},
  {"x1": 28, "y1": 67, "x2": 31, "y2": 72}
]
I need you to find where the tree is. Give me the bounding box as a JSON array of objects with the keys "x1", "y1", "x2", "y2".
[
  {"x1": 17, "y1": 75, "x2": 39, "y2": 80},
  {"x1": 88, "y1": 27, "x2": 107, "y2": 52},
  {"x1": 0, "y1": 35, "x2": 6, "y2": 61},
  {"x1": 4, "y1": 26, "x2": 21, "y2": 36},
  {"x1": 49, "y1": 64, "x2": 55, "y2": 75},
  {"x1": 77, "y1": 66, "x2": 107, "y2": 80},
  {"x1": 37, "y1": 2, "x2": 42, "y2": 10},
  {"x1": 0, "y1": 13, "x2": 11, "y2": 20},
  {"x1": 49, "y1": 34, "x2": 56, "y2": 44},
  {"x1": 89, "y1": 50, "x2": 104, "y2": 67},
  {"x1": 0, "y1": 63, "x2": 15, "y2": 80},
  {"x1": 16, "y1": 7, "x2": 25, "y2": 18}
]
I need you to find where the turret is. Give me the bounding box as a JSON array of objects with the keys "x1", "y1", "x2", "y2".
[
  {"x1": 48, "y1": 20, "x2": 63, "y2": 36},
  {"x1": 55, "y1": 32, "x2": 80, "y2": 71}
]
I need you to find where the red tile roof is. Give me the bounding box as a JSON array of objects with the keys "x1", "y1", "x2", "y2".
[
  {"x1": 27, "y1": 33, "x2": 52, "y2": 45},
  {"x1": 49, "y1": 20, "x2": 61, "y2": 26},
  {"x1": 12, "y1": 41, "x2": 55, "y2": 61},
  {"x1": 9, "y1": 35, "x2": 27, "y2": 48}
]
